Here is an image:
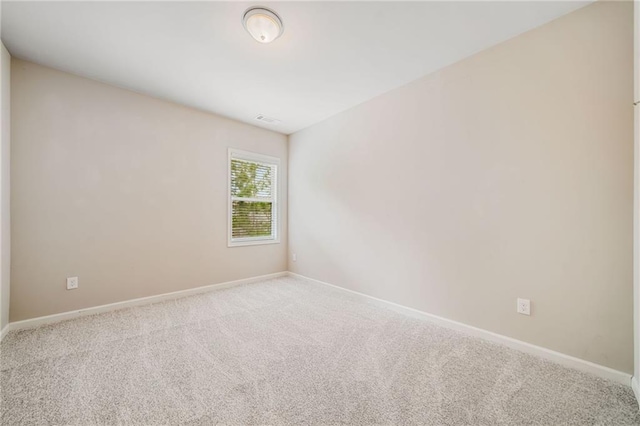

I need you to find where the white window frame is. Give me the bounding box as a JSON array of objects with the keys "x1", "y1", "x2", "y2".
[{"x1": 228, "y1": 148, "x2": 280, "y2": 247}]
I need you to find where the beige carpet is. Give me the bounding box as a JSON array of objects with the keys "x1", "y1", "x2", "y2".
[{"x1": 1, "y1": 276, "x2": 638, "y2": 425}]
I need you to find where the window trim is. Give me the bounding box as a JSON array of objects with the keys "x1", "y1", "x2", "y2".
[{"x1": 228, "y1": 148, "x2": 281, "y2": 247}]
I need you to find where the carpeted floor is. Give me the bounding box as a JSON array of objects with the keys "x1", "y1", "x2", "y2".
[{"x1": 1, "y1": 276, "x2": 638, "y2": 425}]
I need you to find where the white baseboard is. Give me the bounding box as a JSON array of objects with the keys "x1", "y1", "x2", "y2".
[
  {"x1": 289, "y1": 272, "x2": 632, "y2": 387},
  {"x1": 5, "y1": 270, "x2": 633, "y2": 388},
  {"x1": 8, "y1": 271, "x2": 288, "y2": 332},
  {"x1": 0, "y1": 323, "x2": 8, "y2": 342}
]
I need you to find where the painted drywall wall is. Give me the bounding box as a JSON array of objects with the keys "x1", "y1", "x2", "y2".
[
  {"x1": 289, "y1": 1, "x2": 634, "y2": 373},
  {"x1": 11, "y1": 60, "x2": 288, "y2": 321},
  {"x1": 0, "y1": 42, "x2": 10, "y2": 330},
  {"x1": 633, "y1": 0, "x2": 639, "y2": 397}
]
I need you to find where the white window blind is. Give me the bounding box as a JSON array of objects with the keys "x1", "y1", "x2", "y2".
[{"x1": 228, "y1": 149, "x2": 279, "y2": 246}]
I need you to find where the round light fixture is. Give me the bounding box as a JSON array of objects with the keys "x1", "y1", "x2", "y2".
[{"x1": 242, "y1": 7, "x2": 284, "y2": 44}]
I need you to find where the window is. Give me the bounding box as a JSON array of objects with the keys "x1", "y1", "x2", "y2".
[{"x1": 228, "y1": 149, "x2": 280, "y2": 247}]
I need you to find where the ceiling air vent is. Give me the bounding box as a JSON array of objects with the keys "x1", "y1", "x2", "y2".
[{"x1": 255, "y1": 114, "x2": 281, "y2": 125}]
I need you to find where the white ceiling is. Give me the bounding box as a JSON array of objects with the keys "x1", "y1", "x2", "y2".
[{"x1": 2, "y1": 1, "x2": 590, "y2": 135}]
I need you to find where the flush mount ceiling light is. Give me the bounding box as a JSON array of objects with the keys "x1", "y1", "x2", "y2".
[{"x1": 242, "y1": 7, "x2": 284, "y2": 44}]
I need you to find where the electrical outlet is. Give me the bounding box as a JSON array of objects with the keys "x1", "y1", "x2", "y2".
[
  {"x1": 517, "y1": 298, "x2": 530, "y2": 315},
  {"x1": 66, "y1": 276, "x2": 78, "y2": 290},
  {"x1": 292, "y1": 253, "x2": 297, "y2": 262}
]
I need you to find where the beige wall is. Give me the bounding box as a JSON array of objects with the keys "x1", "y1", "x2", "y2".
[
  {"x1": 11, "y1": 60, "x2": 288, "y2": 321},
  {"x1": 289, "y1": 1, "x2": 634, "y2": 373},
  {"x1": 1, "y1": 42, "x2": 10, "y2": 330},
  {"x1": 633, "y1": 0, "x2": 639, "y2": 391}
]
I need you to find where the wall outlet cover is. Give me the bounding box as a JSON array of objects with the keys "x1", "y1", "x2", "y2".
[
  {"x1": 66, "y1": 276, "x2": 79, "y2": 290},
  {"x1": 517, "y1": 298, "x2": 530, "y2": 315}
]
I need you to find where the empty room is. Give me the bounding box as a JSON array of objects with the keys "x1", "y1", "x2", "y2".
[{"x1": 0, "y1": 0, "x2": 639, "y2": 424}]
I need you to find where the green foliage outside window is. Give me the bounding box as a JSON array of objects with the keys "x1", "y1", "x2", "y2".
[{"x1": 231, "y1": 159, "x2": 275, "y2": 238}]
